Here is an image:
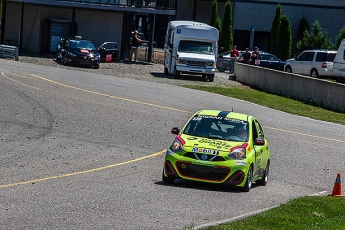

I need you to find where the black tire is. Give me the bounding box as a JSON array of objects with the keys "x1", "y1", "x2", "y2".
[
  {"x1": 164, "y1": 67, "x2": 168, "y2": 75},
  {"x1": 92, "y1": 64, "x2": 100, "y2": 69},
  {"x1": 240, "y1": 166, "x2": 253, "y2": 192},
  {"x1": 174, "y1": 70, "x2": 180, "y2": 79},
  {"x1": 63, "y1": 56, "x2": 69, "y2": 66},
  {"x1": 218, "y1": 67, "x2": 225, "y2": 72},
  {"x1": 55, "y1": 52, "x2": 61, "y2": 61},
  {"x1": 285, "y1": 66, "x2": 292, "y2": 73},
  {"x1": 256, "y1": 160, "x2": 270, "y2": 186},
  {"x1": 208, "y1": 74, "x2": 214, "y2": 82},
  {"x1": 310, "y1": 69, "x2": 319, "y2": 78},
  {"x1": 162, "y1": 169, "x2": 175, "y2": 184}
]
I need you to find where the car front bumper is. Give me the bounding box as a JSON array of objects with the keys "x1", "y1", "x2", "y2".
[{"x1": 163, "y1": 151, "x2": 249, "y2": 187}]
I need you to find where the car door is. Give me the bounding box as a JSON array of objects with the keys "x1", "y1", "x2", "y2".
[
  {"x1": 301, "y1": 51, "x2": 315, "y2": 74},
  {"x1": 265, "y1": 54, "x2": 284, "y2": 71},
  {"x1": 251, "y1": 119, "x2": 268, "y2": 180},
  {"x1": 98, "y1": 42, "x2": 118, "y2": 62}
]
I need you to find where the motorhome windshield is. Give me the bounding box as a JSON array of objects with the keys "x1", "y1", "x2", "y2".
[{"x1": 178, "y1": 41, "x2": 214, "y2": 55}]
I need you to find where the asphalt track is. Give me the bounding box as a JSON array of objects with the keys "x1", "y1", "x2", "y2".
[{"x1": 0, "y1": 59, "x2": 344, "y2": 229}]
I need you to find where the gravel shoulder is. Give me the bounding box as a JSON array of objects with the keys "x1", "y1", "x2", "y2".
[{"x1": 18, "y1": 53, "x2": 243, "y2": 88}]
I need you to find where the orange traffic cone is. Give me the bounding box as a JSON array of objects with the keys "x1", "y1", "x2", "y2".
[{"x1": 328, "y1": 173, "x2": 343, "y2": 196}]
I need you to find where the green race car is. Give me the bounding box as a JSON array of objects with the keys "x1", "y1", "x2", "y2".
[{"x1": 162, "y1": 110, "x2": 270, "y2": 192}]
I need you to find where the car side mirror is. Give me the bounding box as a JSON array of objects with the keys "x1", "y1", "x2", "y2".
[
  {"x1": 171, "y1": 127, "x2": 180, "y2": 135},
  {"x1": 254, "y1": 137, "x2": 265, "y2": 146}
]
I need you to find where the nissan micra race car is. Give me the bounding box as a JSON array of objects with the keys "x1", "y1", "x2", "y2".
[{"x1": 162, "y1": 110, "x2": 270, "y2": 192}]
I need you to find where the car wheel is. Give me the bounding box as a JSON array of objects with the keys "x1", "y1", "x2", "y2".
[
  {"x1": 164, "y1": 67, "x2": 168, "y2": 75},
  {"x1": 208, "y1": 74, "x2": 214, "y2": 82},
  {"x1": 256, "y1": 160, "x2": 270, "y2": 186},
  {"x1": 240, "y1": 166, "x2": 253, "y2": 192},
  {"x1": 310, "y1": 69, "x2": 319, "y2": 78},
  {"x1": 92, "y1": 64, "x2": 100, "y2": 69},
  {"x1": 174, "y1": 70, "x2": 180, "y2": 79},
  {"x1": 162, "y1": 169, "x2": 175, "y2": 184},
  {"x1": 285, "y1": 66, "x2": 292, "y2": 73},
  {"x1": 218, "y1": 67, "x2": 225, "y2": 72},
  {"x1": 56, "y1": 53, "x2": 61, "y2": 61},
  {"x1": 63, "y1": 56, "x2": 69, "y2": 66}
]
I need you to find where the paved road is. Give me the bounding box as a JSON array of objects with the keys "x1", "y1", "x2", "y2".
[{"x1": 0, "y1": 59, "x2": 344, "y2": 229}]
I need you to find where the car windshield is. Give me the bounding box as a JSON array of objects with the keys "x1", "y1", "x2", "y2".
[
  {"x1": 183, "y1": 115, "x2": 249, "y2": 142},
  {"x1": 178, "y1": 41, "x2": 214, "y2": 55},
  {"x1": 70, "y1": 40, "x2": 96, "y2": 49}
]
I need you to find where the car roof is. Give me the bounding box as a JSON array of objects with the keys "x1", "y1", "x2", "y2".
[
  {"x1": 302, "y1": 50, "x2": 337, "y2": 53},
  {"x1": 194, "y1": 109, "x2": 252, "y2": 121}
]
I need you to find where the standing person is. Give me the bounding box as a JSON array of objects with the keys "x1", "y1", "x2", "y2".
[
  {"x1": 229, "y1": 45, "x2": 239, "y2": 74},
  {"x1": 250, "y1": 46, "x2": 260, "y2": 65},
  {"x1": 241, "y1": 48, "x2": 251, "y2": 64},
  {"x1": 129, "y1": 30, "x2": 141, "y2": 63}
]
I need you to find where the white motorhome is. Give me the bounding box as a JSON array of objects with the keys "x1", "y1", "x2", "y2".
[
  {"x1": 163, "y1": 21, "x2": 219, "y2": 82},
  {"x1": 331, "y1": 39, "x2": 345, "y2": 83}
]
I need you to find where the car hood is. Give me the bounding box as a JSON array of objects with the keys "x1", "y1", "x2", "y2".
[
  {"x1": 286, "y1": 58, "x2": 296, "y2": 62},
  {"x1": 179, "y1": 134, "x2": 246, "y2": 154},
  {"x1": 177, "y1": 52, "x2": 215, "y2": 62}
]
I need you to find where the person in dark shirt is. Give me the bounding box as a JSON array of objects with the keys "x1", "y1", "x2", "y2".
[
  {"x1": 129, "y1": 30, "x2": 141, "y2": 63},
  {"x1": 240, "y1": 48, "x2": 251, "y2": 64},
  {"x1": 250, "y1": 46, "x2": 260, "y2": 65}
]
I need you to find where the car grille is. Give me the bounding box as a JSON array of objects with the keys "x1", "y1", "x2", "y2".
[
  {"x1": 186, "y1": 60, "x2": 207, "y2": 67},
  {"x1": 183, "y1": 152, "x2": 226, "y2": 161},
  {"x1": 176, "y1": 161, "x2": 230, "y2": 181}
]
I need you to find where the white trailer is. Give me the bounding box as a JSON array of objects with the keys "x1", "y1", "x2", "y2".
[
  {"x1": 331, "y1": 39, "x2": 345, "y2": 83},
  {"x1": 163, "y1": 21, "x2": 219, "y2": 82}
]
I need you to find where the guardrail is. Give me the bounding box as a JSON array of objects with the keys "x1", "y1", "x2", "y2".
[{"x1": 0, "y1": 44, "x2": 19, "y2": 61}]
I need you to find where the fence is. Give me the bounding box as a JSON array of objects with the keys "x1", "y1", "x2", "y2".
[{"x1": 0, "y1": 44, "x2": 19, "y2": 61}]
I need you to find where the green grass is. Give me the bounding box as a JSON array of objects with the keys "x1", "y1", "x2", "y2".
[
  {"x1": 183, "y1": 84, "x2": 345, "y2": 230},
  {"x1": 185, "y1": 85, "x2": 345, "y2": 125},
  {"x1": 203, "y1": 196, "x2": 345, "y2": 230}
]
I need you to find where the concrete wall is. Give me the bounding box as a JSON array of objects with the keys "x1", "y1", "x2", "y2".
[{"x1": 234, "y1": 63, "x2": 345, "y2": 112}]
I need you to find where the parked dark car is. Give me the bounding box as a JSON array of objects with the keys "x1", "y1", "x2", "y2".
[
  {"x1": 98, "y1": 42, "x2": 118, "y2": 62},
  {"x1": 216, "y1": 51, "x2": 285, "y2": 72},
  {"x1": 56, "y1": 36, "x2": 100, "y2": 69}
]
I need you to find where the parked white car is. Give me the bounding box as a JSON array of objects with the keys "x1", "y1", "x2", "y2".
[{"x1": 284, "y1": 50, "x2": 337, "y2": 78}]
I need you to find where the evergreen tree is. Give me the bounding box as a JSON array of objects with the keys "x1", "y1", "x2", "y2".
[
  {"x1": 210, "y1": 0, "x2": 221, "y2": 30},
  {"x1": 220, "y1": 0, "x2": 233, "y2": 52},
  {"x1": 335, "y1": 26, "x2": 345, "y2": 48},
  {"x1": 269, "y1": 4, "x2": 282, "y2": 55},
  {"x1": 278, "y1": 15, "x2": 292, "y2": 60},
  {"x1": 296, "y1": 21, "x2": 335, "y2": 55},
  {"x1": 296, "y1": 16, "x2": 310, "y2": 42}
]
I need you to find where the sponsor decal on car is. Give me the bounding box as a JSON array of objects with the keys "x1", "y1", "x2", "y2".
[{"x1": 235, "y1": 161, "x2": 247, "y2": 165}]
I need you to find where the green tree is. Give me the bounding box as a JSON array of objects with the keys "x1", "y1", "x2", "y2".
[
  {"x1": 269, "y1": 4, "x2": 282, "y2": 56},
  {"x1": 210, "y1": 0, "x2": 221, "y2": 32},
  {"x1": 296, "y1": 21, "x2": 335, "y2": 55},
  {"x1": 335, "y1": 26, "x2": 345, "y2": 48},
  {"x1": 278, "y1": 15, "x2": 292, "y2": 60},
  {"x1": 220, "y1": 0, "x2": 233, "y2": 52},
  {"x1": 296, "y1": 16, "x2": 310, "y2": 42}
]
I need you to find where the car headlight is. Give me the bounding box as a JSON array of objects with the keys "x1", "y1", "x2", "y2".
[
  {"x1": 168, "y1": 138, "x2": 183, "y2": 155},
  {"x1": 207, "y1": 62, "x2": 215, "y2": 66},
  {"x1": 228, "y1": 147, "x2": 246, "y2": 160},
  {"x1": 177, "y1": 59, "x2": 186, "y2": 64}
]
